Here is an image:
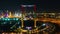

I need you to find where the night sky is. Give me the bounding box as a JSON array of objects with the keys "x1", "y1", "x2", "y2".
[{"x1": 0, "y1": 0, "x2": 60, "y2": 12}]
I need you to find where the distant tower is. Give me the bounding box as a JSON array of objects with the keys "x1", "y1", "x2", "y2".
[{"x1": 21, "y1": 5, "x2": 36, "y2": 27}]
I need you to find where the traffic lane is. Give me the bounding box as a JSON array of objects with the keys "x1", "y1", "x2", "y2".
[{"x1": 36, "y1": 18, "x2": 60, "y2": 26}]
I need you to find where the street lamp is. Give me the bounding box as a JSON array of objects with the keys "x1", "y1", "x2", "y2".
[{"x1": 26, "y1": 27, "x2": 32, "y2": 34}]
